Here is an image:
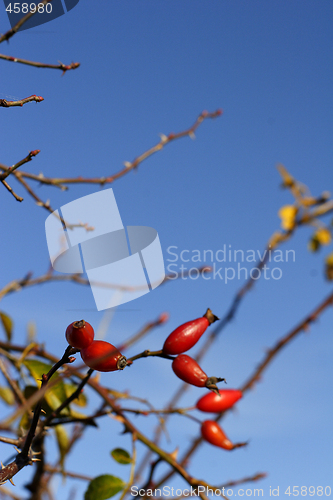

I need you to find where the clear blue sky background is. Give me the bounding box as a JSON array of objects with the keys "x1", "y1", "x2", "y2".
[{"x1": 1, "y1": 1, "x2": 333, "y2": 498}]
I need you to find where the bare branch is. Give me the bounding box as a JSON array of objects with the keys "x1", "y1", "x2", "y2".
[
  {"x1": 0, "y1": 53, "x2": 80, "y2": 73},
  {"x1": 0, "y1": 266, "x2": 212, "y2": 303},
  {"x1": 0, "y1": 178, "x2": 23, "y2": 201},
  {"x1": 0, "y1": 150, "x2": 40, "y2": 181},
  {"x1": 0, "y1": 357, "x2": 26, "y2": 405},
  {"x1": 0, "y1": 0, "x2": 52, "y2": 44},
  {"x1": 220, "y1": 472, "x2": 267, "y2": 489},
  {"x1": 117, "y1": 312, "x2": 170, "y2": 352},
  {"x1": 44, "y1": 465, "x2": 92, "y2": 481},
  {"x1": 0, "y1": 110, "x2": 222, "y2": 189},
  {"x1": 0, "y1": 95, "x2": 43, "y2": 108}
]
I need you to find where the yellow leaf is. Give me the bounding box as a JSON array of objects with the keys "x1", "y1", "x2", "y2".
[
  {"x1": 315, "y1": 228, "x2": 331, "y2": 245},
  {"x1": 281, "y1": 218, "x2": 296, "y2": 231},
  {"x1": 278, "y1": 205, "x2": 297, "y2": 220},
  {"x1": 278, "y1": 205, "x2": 298, "y2": 230},
  {"x1": 0, "y1": 387, "x2": 15, "y2": 406}
]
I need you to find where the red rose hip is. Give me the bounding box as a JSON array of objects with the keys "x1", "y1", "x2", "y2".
[
  {"x1": 162, "y1": 308, "x2": 219, "y2": 355},
  {"x1": 65, "y1": 320, "x2": 94, "y2": 349},
  {"x1": 196, "y1": 389, "x2": 243, "y2": 413},
  {"x1": 201, "y1": 420, "x2": 234, "y2": 450},
  {"x1": 172, "y1": 354, "x2": 225, "y2": 393},
  {"x1": 80, "y1": 340, "x2": 127, "y2": 372},
  {"x1": 172, "y1": 354, "x2": 207, "y2": 387}
]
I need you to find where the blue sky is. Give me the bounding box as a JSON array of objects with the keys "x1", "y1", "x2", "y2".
[{"x1": 1, "y1": 1, "x2": 333, "y2": 498}]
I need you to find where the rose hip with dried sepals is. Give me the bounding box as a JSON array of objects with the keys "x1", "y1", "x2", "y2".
[
  {"x1": 65, "y1": 320, "x2": 94, "y2": 349},
  {"x1": 162, "y1": 308, "x2": 218, "y2": 355},
  {"x1": 171, "y1": 354, "x2": 225, "y2": 393},
  {"x1": 201, "y1": 420, "x2": 247, "y2": 451},
  {"x1": 201, "y1": 420, "x2": 234, "y2": 450},
  {"x1": 80, "y1": 340, "x2": 127, "y2": 372}
]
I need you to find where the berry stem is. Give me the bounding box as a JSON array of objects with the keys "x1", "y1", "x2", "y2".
[{"x1": 127, "y1": 349, "x2": 175, "y2": 364}]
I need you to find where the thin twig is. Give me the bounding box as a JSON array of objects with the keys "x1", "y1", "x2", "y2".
[
  {"x1": 41, "y1": 369, "x2": 94, "y2": 429},
  {"x1": 44, "y1": 465, "x2": 92, "y2": 482},
  {"x1": 240, "y1": 288, "x2": 333, "y2": 393},
  {"x1": 0, "y1": 357, "x2": 26, "y2": 405},
  {"x1": 220, "y1": 472, "x2": 267, "y2": 488},
  {"x1": 117, "y1": 312, "x2": 169, "y2": 352},
  {"x1": 127, "y1": 349, "x2": 174, "y2": 364},
  {"x1": 0, "y1": 178, "x2": 23, "y2": 201},
  {"x1": 0, "y1": 151, "x2": 40, "y2": 181},
  {"x1": 0, "y1": 54, "x2": 80, "y2": 74},
  {"x1": 0, "y1": 0, "x2": 53, "y2": 43},
  {"x1": 0, "y1": 110, "x2": 222, "y2": 189},
  {"x1": 118, "y1": 433, "x2": 137, "y2": 500},
  {"x1": 0, "y1": 266, "x2": 212, "y2": 303},
  {"x1": 0, "y1": 95, "x2": 43, "y2": 108}
]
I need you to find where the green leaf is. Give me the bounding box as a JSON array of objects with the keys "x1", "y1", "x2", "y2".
[
  {"x1": 85, "y1": 475, "x2": 125, "y2": 500},
  {"x1": 0, "y1": 386, "x2": 15, "y2": 405},
  {"x1": 23, "y1": 360, "x2": 70, "y2": 415},
  {"x1": 0, "y1": 311, "x2": 13, "y2": 341},
  {"x1": 55, "y1": 424, "x2": 70, "y2": 468},
  {"x1": 23, "y1": 359, "x2": 52, "y2": 380},
  {"x1": 24, "y1": 385, "x2": 53, "y2": 415},
  {"x1": 111, "y1": 448, "x2": 132, "y2": 465}
]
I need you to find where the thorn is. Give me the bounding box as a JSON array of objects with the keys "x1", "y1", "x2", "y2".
[
  {"x1": 1, "y1": 461, "x2": 4, "y2": 469},
  {"x1": 9, "y1": 478, "x2": 15, "y2": 486},
  {"x1": 30, "y1": 450, "x2": 42, "y2": 455},
  {"x1": 169, "y1": 447, "x2": 179, "y2": 460},
  {"x1": 40, "y1": 409, "x2": 46, "y2": 414},
  {"x1": 123, "y1": 161, "x2": 132, "y2": 169},
  {"x1": 189, "y1": 131, "x2": 196, "y2": 140}
]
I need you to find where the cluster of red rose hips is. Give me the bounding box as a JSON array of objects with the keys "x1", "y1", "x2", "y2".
[
  {"x1": 65, "y1": 310, "x2": 244, "y2": 451},
  {"x1": 65, "y1": 320, "x2": 127, "y2": 371}
]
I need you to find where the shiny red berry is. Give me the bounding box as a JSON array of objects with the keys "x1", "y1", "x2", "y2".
[
  {"x1": 196, "y1": 389, "x2": 243, "y2": 413},
  {"x1": 80, "y1": 340, "x2": 127, "y2": 372},
  {"x1": 201, "y1": 420, "x2": 234, "y2": 450},
  {"x1": 172, "y1": 354, "x2": 207, "y2": 387},
  {"x1": 65, "y1": 320, "x2": 94, "y2": 349},
  {"x1": 171, "y1": 354, "x2": 225, "y2": 392},
  {"x1": 162, "y1": 309, "x2": 218, "y2": 355}
]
